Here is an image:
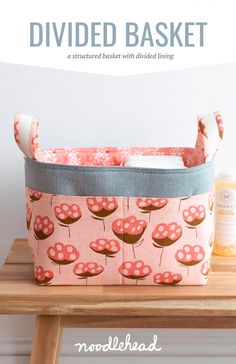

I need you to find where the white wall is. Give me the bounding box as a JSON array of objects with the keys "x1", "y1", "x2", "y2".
[{"x1": 0, "y1": 62, "x2": 236, "y2": 362}]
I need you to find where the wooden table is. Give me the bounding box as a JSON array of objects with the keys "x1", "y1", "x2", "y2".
[{"x1": 1, "y1": 239, "x2": 236, "y2": 363}]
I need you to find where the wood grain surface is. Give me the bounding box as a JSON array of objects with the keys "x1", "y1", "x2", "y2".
[{"x1": 30, "y1": 315, "x2": 62, "y2": 364}]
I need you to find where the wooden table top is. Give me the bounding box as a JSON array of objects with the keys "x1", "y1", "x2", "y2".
[{"x1": 1, "y1": 239, "x2": 236, "y2": 320}]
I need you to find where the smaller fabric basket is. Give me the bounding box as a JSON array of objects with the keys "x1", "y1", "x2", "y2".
[{"x1": 14, "y1": 112, "x2": 223, "y2": 286}]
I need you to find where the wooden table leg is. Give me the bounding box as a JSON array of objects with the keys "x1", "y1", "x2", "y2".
[{"x1": 30, "y1": 315, "x2": 62, "y2": 364}]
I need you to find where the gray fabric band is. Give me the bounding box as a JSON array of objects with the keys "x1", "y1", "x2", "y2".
[{"x1": 25, "y1": 159, "x2": 214, "y2": 198}]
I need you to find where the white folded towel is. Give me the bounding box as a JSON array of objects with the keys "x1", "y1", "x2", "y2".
[{"x1": 125, "y1": 155, "x2": 186, "y2": 169}]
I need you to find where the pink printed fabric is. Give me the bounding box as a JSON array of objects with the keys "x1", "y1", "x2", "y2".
[
  {"x1": 34, "y1": 146, "x2": 205, "y2": 168},
  {"x1": 15, "y1": 112, "x2": 223, "y2": 286},
  {"x1": 26, "y1": 189, "x2": 214, "y2": 286},
  {"x1": 14, "y1": 113, "x2": 223, "y2": 168}
]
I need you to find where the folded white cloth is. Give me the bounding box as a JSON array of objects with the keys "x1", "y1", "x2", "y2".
[{"x1": 125, "y1": 155, "x2": 186, "y2": 169}]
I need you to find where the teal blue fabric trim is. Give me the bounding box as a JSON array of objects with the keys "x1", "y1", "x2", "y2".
[{"x1": 24, "y1": 159, "x2": 214, "y2": 198}]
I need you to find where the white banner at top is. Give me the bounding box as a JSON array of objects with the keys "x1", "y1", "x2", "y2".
[{"x1": 0, "y1": 0, "x2": 235, "y2": 75}]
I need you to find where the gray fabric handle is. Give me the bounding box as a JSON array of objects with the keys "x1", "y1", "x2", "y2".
[{"x1": 25, "y1": 159, "x2": 214, "y2": 198}]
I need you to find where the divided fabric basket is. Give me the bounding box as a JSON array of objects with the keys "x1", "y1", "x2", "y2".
[{"x1": 14, "y1": 112, "x2": 223, "y2": 286}]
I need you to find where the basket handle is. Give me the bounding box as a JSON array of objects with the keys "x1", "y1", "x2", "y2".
[
  {"x1": 195, "y1": 111, "x2": 223, "y2": 162},
  {"x1": 14, "y1": 112, "x2": 223, "y2": 163},
  {"x1": 14, "y1": 114, "x2": 39, "y2": 159}
]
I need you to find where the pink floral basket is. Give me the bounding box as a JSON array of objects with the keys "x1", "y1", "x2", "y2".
[{"x1": 14, "y1": 112, "x2": 223, "y2": 286}]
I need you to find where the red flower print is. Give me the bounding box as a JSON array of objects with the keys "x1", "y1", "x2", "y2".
[
  {"x1": 35, "y1": 265, "x2": 54, "y2": 285},
  {"x1": 34, "y1": 216, "x2": 54, "y2": 240},
  {"x1": 153, "y1": 271, "x2": 182, "y2": 286},
  {"x1": 73, "y1": 262, "x2": 104, "y2": 285},
  {"x1": 90, "y1": 239, "x2": 120, "y2": 265},
  {"x1": 54, "y1": 203, "x2": 82, "y2": 237},
  {"x1": 137, "y1": 198, "x2": 167, "y2": 211},
  {"x1": 183, "y1": 205, "x2": 206, "y2": 226},
  {"x1": 183, "y1": 205, "x2": 206, "y2": 238},
  {"x1": 152, "y1": 222, "x2": 182, "y2": 247},
  {"x1": 29, "y1": 189, "x2": 42, "y2": 202},
  {"x1": 112, "y1": 216, "x2": 147, "y2": 258},
  {"x1": 26, "y1": 203, "x2": 32, "y2": 230},
  {"x1": 152, "y1": 222, "x2": 182, "y2": 266},
  {"x1": 201, "y1": 260, "x2": 210, "y2": 277},
  {"x1": 86, "y1": 197, "x2": 118, "y2": 231},
  {"x1": 87, "y1": 197, "x2": 118, "y2": 217},
  {"x1": 118, "y1": 260, "x2": 152, "y2": 285},
  {"x1": 215, "y1": 113, "x2": 223, "y2": 139},
  {"x1": 54, "y1": 203, "x2": 81, "y2": 224},
  {"x1": 136, "y1": 198, "x2": 168, "y2": 221},
  {"x1": 175, "y1": 244, "x2": 205, "y2": 276},
  {"x1": 208, "y1": 193, "x2": 214, "y2": 213},
  {"x1": 47, "y1": 242, "x2": 80, "y2": 274}
]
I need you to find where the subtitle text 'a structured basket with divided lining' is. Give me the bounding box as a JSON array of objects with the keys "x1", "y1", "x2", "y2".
[{"x1": 14, "y1": 112, "x2": 223, "y2": 286}]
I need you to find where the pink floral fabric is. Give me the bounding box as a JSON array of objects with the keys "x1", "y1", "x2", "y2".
[
  {"x1": 14, "y1": 112, "x2": 223, "y2": 168},
  {"x1": 26, "y1": 189, "x2": 214, "y2": 285}
]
